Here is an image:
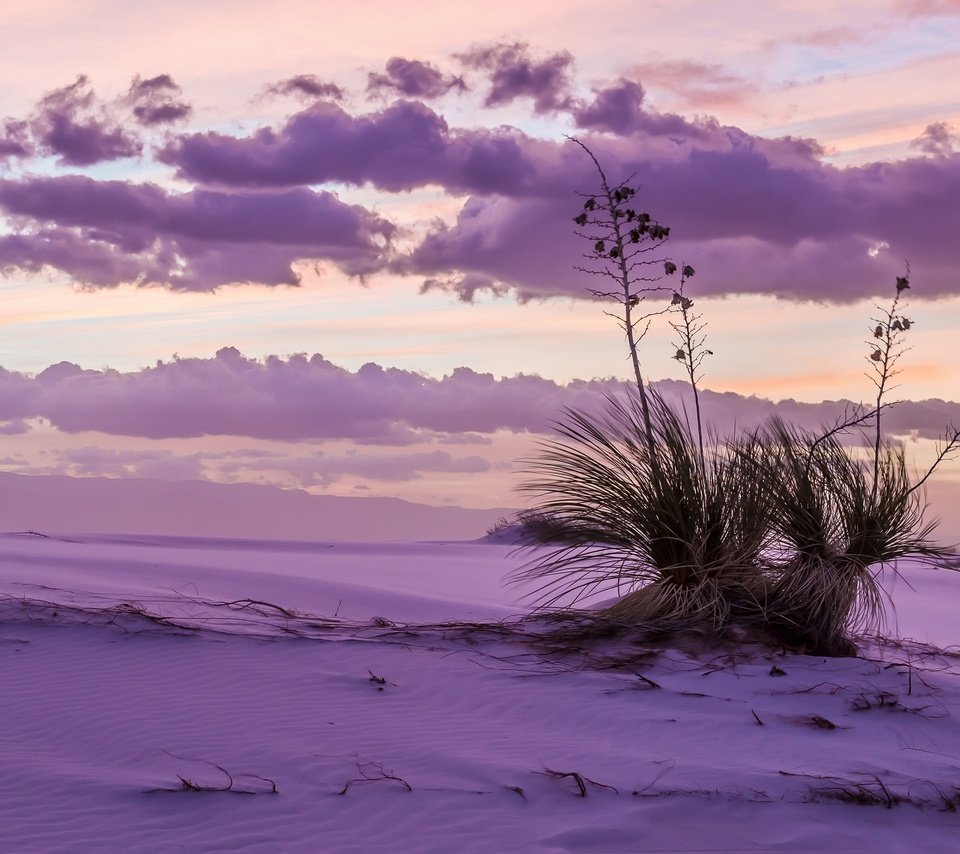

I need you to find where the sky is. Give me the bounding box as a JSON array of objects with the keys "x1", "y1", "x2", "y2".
[{"x1": 0, "y1": 0, "x2": 959, "y2": 521}]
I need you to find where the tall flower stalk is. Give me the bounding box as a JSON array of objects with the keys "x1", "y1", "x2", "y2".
[
  {"x1": 568, "y1": 137, "x2": 671, "y2": 473},
  {"x1": 666, "y1": 263, "x2": 709, "y2": 468}
]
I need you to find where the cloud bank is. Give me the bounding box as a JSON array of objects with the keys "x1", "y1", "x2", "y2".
[
  {"x1": 0, "y1": 350, "x2": 955, "y2": 444},
  {"x1": 0, "y1": 46, "x2": 956, "y2": 302}
]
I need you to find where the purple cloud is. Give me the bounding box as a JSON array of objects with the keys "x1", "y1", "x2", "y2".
[
  {"x1": 0, "y1": 350, "x2": 955, "y2": 444},
  {"x1": 0, "y1": 119, "x2": 32, "y2": 159},
  {"x1": 0, "y1": 66, "x2": 957, "y2": 304},
  {"x1": 403, "y1": 132, "x2": 960, "y2": 302},
  {"x1": 264, "y1": 74, "x2": 345, "y2": 102},
  {"x1": 570, "y1": 79, "x2": 709, "y2": 138},
  {"x1": 911, "y1": 122, "x2": 956, "y2": 157},
  {"x1": 0, "y1": 350, "x2": 618, "y2": 441},
  {"x1": 0, "y1": 175, "x2": 395, "y2": 289},
  {"x1": 127, "y1": 74, "x2": 192, "y2": 126},
  {"x1": 457, "y1": 42, "x2": 575, "y2": 113},
  {"x1": 367, "y1": 57, "x2": 465, "y2": 99},
  {"x1": 163, "y1": 100, "x2": 543, "y2": 195},
  {"x1": 32, "y1": 76, "x2": 142, "y2": 166}
]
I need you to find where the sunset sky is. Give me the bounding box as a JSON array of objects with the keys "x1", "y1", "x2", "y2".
[{"x1": 0, "y1": 0, "x2": 958, "y2": 520}]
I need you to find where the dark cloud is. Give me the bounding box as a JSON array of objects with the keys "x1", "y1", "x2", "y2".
[
  {"x1": 163, "y1": 100, "x2": 543, "y2": 195},
  {"x1": 0, "y1": 351, "x2": 955, "y2": 445},
  {"x1": 127, "y1": 74, "x2": 192, "y2": 126},
  {"x1": 264, "y1": 74, "x2": 345, "y2": 102},
  {"x1": 32, "y1": 76, "x2": 142, "y2": 166},
  {"x1": 457, "y1": 42, "x2": 575, "y2": 113},
  {"x1": 367, "y1": 57, "x2": 465, "y2": 99},
  {"x1": 0, "y1": 175, "x2": 395, "y2": 289}
]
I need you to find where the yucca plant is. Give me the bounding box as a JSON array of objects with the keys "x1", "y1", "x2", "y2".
[
  {"x1": 514, "y1": 388, "x2": 774, "y2": 630},
  {"x1": 759, "y1": 419, "x2": 952, "y2": 655},
  {"x1": 517, "y1": 147, "x2": 958, "y2": 656},
  {"x1": 755, "y1": 273, "x2": 958, "y2": 655}
]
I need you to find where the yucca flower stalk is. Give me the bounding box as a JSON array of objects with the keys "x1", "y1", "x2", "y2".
[{"x1": 567, "y1": 136, "x2": 674, "y2": 479}]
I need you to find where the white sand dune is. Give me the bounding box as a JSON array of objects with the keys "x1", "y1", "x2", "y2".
[{"x1": 3, "y1": 532, "x2": 960, "y2": 852}]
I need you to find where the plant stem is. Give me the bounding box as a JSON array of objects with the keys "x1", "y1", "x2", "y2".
[{"x1": 571, "y1": 138, "x2": 660, "y2": 476}]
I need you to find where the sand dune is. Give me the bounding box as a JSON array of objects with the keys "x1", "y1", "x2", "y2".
[{"x1": 3, "y1": 532, "x2": 960, "y2": 852}]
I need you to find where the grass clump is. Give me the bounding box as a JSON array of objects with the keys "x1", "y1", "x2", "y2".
[
  {"x1": 516, "y1": 388, "x2": 773, "y2": 631},
  {"x1": 760, "y1": 420, "x2": 952, "y2": 655}
]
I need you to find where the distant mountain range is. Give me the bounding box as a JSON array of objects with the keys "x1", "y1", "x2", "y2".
[
  {"x1": 1, "y1": 470, "x2": 956, "y2": 547},
  {"x1": 0, "y1": 472, "x2": 515, "y2": 542}
]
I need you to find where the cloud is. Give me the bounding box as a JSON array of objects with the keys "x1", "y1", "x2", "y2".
[
  {"x1": 55, "y1": 446, "x2": 206, "y2": 480},
  {"x1": 0, "y1": 350, "x2": 955, "y2": 445},
  {"x1": 0, "y1": 63, "x2": 958, "y2": 303},
  {"x1": 163, "y1": 99, "x2": 545, "y2": 195},
  {"x1": 897, "y1": 0, "x2": 960, "y2": 16},
  {"x1": 0, "y1": 119, "x2": 32, "y2": 159},
  {"x1": 402, "y1": 132, "x2": 960, "y2": 302},
  {"x1": 0, "y1": 418, "x2": 29, "y2": 435},
  {"x1": 627, "y1": 60, "x2": 757, "y2": 110},
  {"x1": 0, "y1": 349, "x2": 620, "y2": 441},
  {"x1": 263, "y1": 74, "x2": 345, "y2": 102},
  {"x1": 221, "y1": 448, "x2": 491, "y2": 487},
  {"x1": 457, "y1": 42, "x2": 575, "y2": 113},
  {"x1": 911, "y1": 122, "x2": 957, "y2": 157},
  {"x1": 30, "y1": 76, "x2": 142, "y2": 166},
  {"x1": 367, "y1": 57, "x2": 465, "y2": 99},
  {"x1": 0, "y1": 175, "x2": 395, "y2": 289},
  {"x1": 570, "y1": 78, "x2": 711, "y2": 138},
  {"x1": 127, "y1": 74, "x2": 192, "y2": 126}
]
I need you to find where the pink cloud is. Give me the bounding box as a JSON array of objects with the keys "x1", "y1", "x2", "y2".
[
  {"x1": 220, "y1": 449, "x2": 492, "y2": 487},
  {"x1": 897, "y1": 0, "x2": 960, "y2": 16},
  {"x1": 627, "y1": 60, "x2": 757, "y2": 110}
]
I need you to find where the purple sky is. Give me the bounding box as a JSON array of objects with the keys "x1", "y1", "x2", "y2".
[{"x1": 0, "y1": 0, "x2": 958, "y2": 520}]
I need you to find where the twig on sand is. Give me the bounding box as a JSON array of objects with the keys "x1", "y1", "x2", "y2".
[
  {"x1": 538, "y1": 766, "x2": 619, "y2": 797},
  {"x1": 145, "y1": 757, "x2": 277, "y2": 795},
  {"x1": 339, "y1": 756, "x2": 412, "y2": 794}
]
